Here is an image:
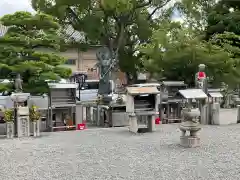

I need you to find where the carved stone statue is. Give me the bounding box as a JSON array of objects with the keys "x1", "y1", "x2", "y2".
[
  {"x1": 96, "y1": 47, "x2": 113, "y2": 95},
  {"x1": 14, "y1": 74, "x2": 23, "y2": 92},
  {"x1": 195, "y1": 64, "x2": 207, "y2": 93}
]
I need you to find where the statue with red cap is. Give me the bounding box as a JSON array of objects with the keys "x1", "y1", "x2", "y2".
[{"x1": 195, "y1": 64, "x2": 207, "y2": 94}]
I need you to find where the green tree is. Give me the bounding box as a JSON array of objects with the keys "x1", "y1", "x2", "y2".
[
  {"x1": 210, "y1": 32, "x2": 240, "y2": 59},
  {"x1": 203, "y1": 0, "x2": 240, "y2": 62},
  {"x1": 206, "y1": 0, "x2": 240, "y2": 39},
  {"x1": 0, "y1": 11, "x2": 72, "y2": 94},
  {"x1": 31, "y1": 0, "x2": 176, "y2": 82},
  {"x1": 139, "y1": 24, "x2": 240, "y2": 87},
  {"x1": 175, "y1": 0, "x2": 217, "y2": 34}
]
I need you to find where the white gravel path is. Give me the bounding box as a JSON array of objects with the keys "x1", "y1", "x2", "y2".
[{"x1": 1, "y1": 124, "x2": 240, "y2": 180}]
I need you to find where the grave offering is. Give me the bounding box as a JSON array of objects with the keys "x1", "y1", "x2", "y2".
[
  {"x1": 4, "y1": 108, "x2": 14, "y2": 138},
  {"x1": 178, "y1": 89, "x2": 207, "y2": 147},
  {"x1": 29, "y1": 105, "x2": 41, "y2": 136}
]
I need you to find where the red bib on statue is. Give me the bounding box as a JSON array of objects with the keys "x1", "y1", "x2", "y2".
[{"x1": 197, "y1": 72, "x2": 206, "y2": 80}]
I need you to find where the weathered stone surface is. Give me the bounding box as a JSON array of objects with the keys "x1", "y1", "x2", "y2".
[
  {"x1": 6, "y1": 122, "x2": 14, "y2": 139},
  {"x1": 180, "y1": 136, "x2": 200, "y2": 148},
  {"x1": 31, "y1": 121, "x2": 40, "y2": 137},
  {"x1": 17, "y1": 117, "x2": 30, "y2": 137}
]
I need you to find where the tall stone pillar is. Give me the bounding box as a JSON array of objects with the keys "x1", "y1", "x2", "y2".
[{"x1": 237, "y1": 105, "x2": 240, "y2": 123}]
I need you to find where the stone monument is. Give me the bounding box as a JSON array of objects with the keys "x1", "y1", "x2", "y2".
[
  {"x1": 179, "y1": 89, "x2": 208, "y2": 148},
  {"x1": 195, "y1": 64, "x2": 210, "y2": 124},
  {"x1": 11, "y1": 75, "x2": 30, "y2": 137},
  {"x1": 195, "y1": 64, "x2": 222, "y2": 125}
]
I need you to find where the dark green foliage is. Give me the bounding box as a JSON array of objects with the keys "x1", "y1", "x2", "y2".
[
  {"x1": 32, "y1": 0, "x2": 175, "y2": 78},
  {"x1": 139, "y1": 24, "x2": 240, "y2": 87},
  {"x1": 206, "y1": 0, "x2": 240, "y2": 39},
  {"x1": 0, "y1": 11, "x2": 72, "y2": 94}
]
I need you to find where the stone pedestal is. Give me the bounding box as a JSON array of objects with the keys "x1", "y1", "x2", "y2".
[
  {"x1": 200, "y1": 104, "x2": 209, "y2": 125},
  {"x1": 128, "y1": 113, "x2": 138, "y2": 133},
  {"x1": 211, "y1": 102, "x2": 220, "y2": 125},
  {"x1": 17, "y1": 106, "x2": 30, "y2": 137},
  {"x1": 237, "y1": 105, "x2": 240, "y2": 123},
  {"x1": 180, "y1": 136, "x2": 200, "y2": 148},
  {"x1": 179, "y1": 109, "x2": 201, "y2": 148},
  {"x1": 33, "y1": 122, "x2": 37, "y2": 137},
  {"x1": 86, "y1": 106, "x2": 91, "y2": 123},
  {"x1": 10, "y1": 93, "x2": 30, "y2": 137},
  {"x1": 36, "y1": 120, "x2": 40, "y2": 136},
  {"x1": 76, "y1": 102, "x2": 84, "y2": 126},
  {"x1": 147, "y1": 115, "x2": 156, "y2": 132},
  {"x1": 17, "y1": 116, "x2": 30, "y2": 137},
  {"x1": 32, "y1": 120, "x2": 40, "y2": 137},
  {"x1": 6, "y1": 122, "x2": 14, "y2": 138}
]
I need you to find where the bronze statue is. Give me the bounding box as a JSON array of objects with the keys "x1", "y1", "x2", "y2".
[
  {"x1": 96, "y1": 47, "x2": 112, "y2": 95},
  {"x1": 14, "y1": 74, "x2": 23, "y2": 92},
  {"x1": 96, "y1": 47, "x2": 112, "y2": 80}
]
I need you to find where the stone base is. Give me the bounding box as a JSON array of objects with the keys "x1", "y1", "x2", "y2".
[
  {"x1": 17, "y1": 116, "x2": 30, "y2": 137},
  {"x1": 6, "y1": 122, "x2": 14, "y2": 139},
  {"x1": 128, "y1": 114, "x2": 138, "y2": 134},
  {"x1": 180, "y1": 136, "x2": 200, "y2": 148},
  {"x1": 32, "y1": 121, "x2": 40, "y2": 137}
]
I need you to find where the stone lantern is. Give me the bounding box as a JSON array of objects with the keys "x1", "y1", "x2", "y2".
[{"x1": 178, "y1": 89, "x2": 208, "y2": 148}]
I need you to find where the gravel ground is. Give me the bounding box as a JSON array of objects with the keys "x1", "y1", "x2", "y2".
[{"x1": 1, "y1": 124, "x2": 240, "y2": 180}]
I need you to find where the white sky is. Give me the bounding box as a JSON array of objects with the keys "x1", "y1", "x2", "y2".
[{"x1": 0, "y1": 0, "x2": 34, "y2": 17}]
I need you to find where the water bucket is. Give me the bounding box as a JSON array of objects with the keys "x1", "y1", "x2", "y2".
[{"x1": 155, "y1": 117, "x2": 161, "y2": 124}]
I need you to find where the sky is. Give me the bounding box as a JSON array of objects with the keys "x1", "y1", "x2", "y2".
[{"x1": 0, "y1": 0, "x2": 34, "y2": 17}]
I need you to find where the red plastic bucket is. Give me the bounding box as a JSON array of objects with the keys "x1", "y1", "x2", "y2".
[
  {"x1": 77, "y1": 122, "x2": 86, "y2": 130},
  {"x1": 155, "y1": 117, "x2": 161, "y2": 124}
]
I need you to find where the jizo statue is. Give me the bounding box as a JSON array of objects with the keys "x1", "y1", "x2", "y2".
[
  {"x1": 195, "y1": 64, "x2": 207, "y2": 93},
  {"x1": 14, "y1": 74, "x2": 23, "y2": 92}
]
